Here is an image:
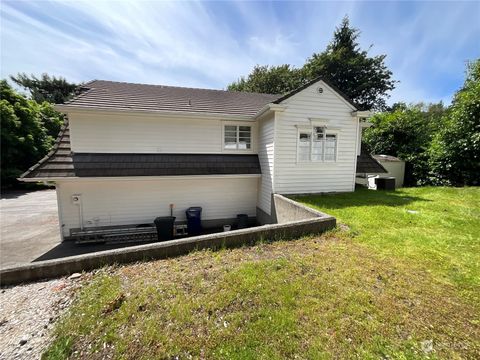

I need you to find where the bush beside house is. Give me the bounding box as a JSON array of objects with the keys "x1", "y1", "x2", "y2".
[
  {"x1": 0, "y1": 80, "x2": 64, "y2": 187},
  {"x1": 364, "y1": 59, "x2": 479, "y2": 187}
]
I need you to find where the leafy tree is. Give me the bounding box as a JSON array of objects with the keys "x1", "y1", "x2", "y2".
[
  {"x1": 429, "y1": 60, "x2": 480, "y2": 186},
  {"x1": 10, "y1": 73, "x2": 78, "y2": 104},
  {"x1": 363, "y1": 102, "x2": 446, "y2": 186},
  {"x1": 303, "y1": 16, "x2": 395, "y2": 110},
  {"x1": 0, "y1": 80, "x2": 63, "y2": 187},
  {"x1": 228, "y1": 65, "x2": 304, "y2": 94}
]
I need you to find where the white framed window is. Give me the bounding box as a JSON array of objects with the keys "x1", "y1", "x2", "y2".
[
  {"x1": 224, "y1": 125, "x2": 251, "y2": 150},
  {"x1": 325, "y1": 133, "x2": 337, "y2": 161},
  {"x1": 297, "y1": 125, "x2": 338, "y2": 162},
  {"x1": 298, "y1": 132, "x2": 311, "y2": 161}
]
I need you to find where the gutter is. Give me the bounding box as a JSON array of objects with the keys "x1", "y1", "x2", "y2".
[
  {"x1": 253, "y1": 103, "x2": 286, "y2": 119},
  {"x1": 351, "y1": 110, "x2": 373, "y2": 118},
  {"x1": 18, "y1": 174, "x2": 262, "y2": 183}
]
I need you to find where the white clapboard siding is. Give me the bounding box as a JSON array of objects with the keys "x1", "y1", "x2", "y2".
[
  {"x1": 274, "y1": 80, "x2": 358, "y2": 194},
  {"x1": 56, "y1": 177, "x2": 258, "y2": 236},
  {"x1": 256, "y1": 113, "x2": 275, "y2": 214},
  {"x1": 69, "y1": 111, "x2": 257, "y2": 154}
]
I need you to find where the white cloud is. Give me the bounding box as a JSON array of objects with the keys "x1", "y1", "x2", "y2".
[
  {"x1": 247, "y1": 34, "x2": 300, "y2": 63},
  {"x1": 1, "y1": 0, "x2": 478, "y2": 103},
  {"x1": 1, "y1": 0, "x2": 260, "y2": 87}
]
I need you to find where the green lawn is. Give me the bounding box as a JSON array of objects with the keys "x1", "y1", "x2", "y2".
[
  {"x1": 294, "y1": 187, "x2": 480, "y2": 305},
  {"x1": 44, "y1": 187, "x2": 479, "y2": 359}
]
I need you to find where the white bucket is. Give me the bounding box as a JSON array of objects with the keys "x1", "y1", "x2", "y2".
[{"x1": 223, "y1": 225, "x2": 231, "y2": 232}]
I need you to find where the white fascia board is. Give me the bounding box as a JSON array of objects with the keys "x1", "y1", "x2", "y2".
[
  {"x1": 253, "y1": 103, "x2": 286, "y2": 119},
  {"x1": 19, "y1": 174, "x2": 262, "y2": 183},
  {"x1": 55, "y1": 105, "x2": 255, "y2": 121},
  {"x1": 351, "y1": 110, "x2": 374, "y2": 118}
]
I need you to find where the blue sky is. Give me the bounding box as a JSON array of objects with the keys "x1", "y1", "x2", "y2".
[{"x1": 1, "y1": 1, "x2": 479, "y2": 105}]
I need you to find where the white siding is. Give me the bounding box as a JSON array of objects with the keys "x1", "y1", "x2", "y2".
[
  {"x1": 376, "y1": 160, "x2": 406, "y2": 188},
  {"x1": 56, "y1": 177, "x2": 258, "y2": 236},
  {"x1": 68, "y1": 111, "x2": 257, "y2": 154},
  {"x1": 274, "y1": 80, "x2": 358, "y2": 194},
  {"x1": 257, "y1": 113, "x2": 275, "y2": 214}
]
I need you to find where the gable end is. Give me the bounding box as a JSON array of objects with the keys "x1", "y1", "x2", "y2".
[{"x1": 273, "y1": 77, "x2": 358, "y2": 111}]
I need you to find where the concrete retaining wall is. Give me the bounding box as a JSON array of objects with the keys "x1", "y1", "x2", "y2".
[
  {"x1": 273, "y1": 194, "x2": 330, "y2": 223},
  {"x1": 0, "y1": 195, "x2": 335, "y2": 286}
]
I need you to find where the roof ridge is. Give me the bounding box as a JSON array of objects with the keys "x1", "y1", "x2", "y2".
[{"x1": 88, "y1": 79, "x2": 281, "y2": 98}]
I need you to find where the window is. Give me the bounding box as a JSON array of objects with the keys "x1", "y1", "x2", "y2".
[
  {"x1": 297, "y1": 126, "x2": 337, "y2": 162},
  {"x1": 325, "y1": 134, "x2": 337, "y2": 161},
  {"x1": 298, "y1": 132, "x2": 311, "y2": 161},
  {"x1": 224, "y1": 125, "x2": 251, "y2": 150},
  {"x1": 312, "y1": 127, "x2": 324, "y2": 161}
]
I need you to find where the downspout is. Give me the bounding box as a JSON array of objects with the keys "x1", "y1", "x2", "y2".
[
  {"x1": 72, "y1": 194, "x2": 84, "y2": 231},
  {"x1": 55, "y1": 183, "x2": 65, "y2": 241},
  {"x1": 352, "y1": 117, "x2": 360, "y2": 192},
  {"x1": 79, "y1": 202, "x2": 84, "y2": 230},
  {"x1": 351, "y1": 111, "x2": 374, "y2": 192}
]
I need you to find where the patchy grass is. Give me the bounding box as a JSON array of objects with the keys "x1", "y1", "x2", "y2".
[{"x1": 44, "y1": 187, "x2": 480, "y2": 359}]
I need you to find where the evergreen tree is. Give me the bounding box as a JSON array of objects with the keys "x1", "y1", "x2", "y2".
[
  {"x1": 228, "y1": 16, "x2": 396, "y2": 110},
  {"x1": 303, "y1": 16, "x2": 396, "y2": 110},
  {"x1": 10, "y1": 73, "x2": 78, "y2": 104}
]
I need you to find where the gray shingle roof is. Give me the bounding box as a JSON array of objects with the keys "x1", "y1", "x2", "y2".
[
  {"x1": 19, "y1": 123, "x2": 261, "y2": 179},
  {"x1": 356, "y1": 153, "x2": 388, "y2": 174},
  {"x1": 19, "y1": 121, "x2": 74, "y2": 179},
  {"x1": 64, "y1": 80, "x2": 279, "y2": 117},
  {"x1": 72, "y1": 153, "x2": 261, "y2": 177},
  {"x1": 373, "y1": 154, "x2": 403, "y2": 162}
]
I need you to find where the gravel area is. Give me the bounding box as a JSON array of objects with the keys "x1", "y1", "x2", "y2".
[{"x1": 0, "y1": 276, "x2": 85, "y2": 359}]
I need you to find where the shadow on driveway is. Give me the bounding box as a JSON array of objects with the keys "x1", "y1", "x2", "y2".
[{"x1": 33, "y1": 241, "x2": 152, "y2": 262}]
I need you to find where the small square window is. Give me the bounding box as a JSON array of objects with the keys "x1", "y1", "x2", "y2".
[
  {"x1": 314, "y1": 127, "x2": 324, "y2": 140},
  {"x1": 299, "y1": 133, "x2": 311, "y2": 142},
  {"x1": 224, "y1": 125, "x2": 251, "y2": 150}
]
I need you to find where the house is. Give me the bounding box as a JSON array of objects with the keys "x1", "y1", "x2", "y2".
[{"x1": 20, "y1": 78, "x2": 384, "y2": 240}]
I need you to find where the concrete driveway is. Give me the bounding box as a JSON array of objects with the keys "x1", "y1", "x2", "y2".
[{"x1": 1, "y1": 189, "x2": 61, "y2": 268}]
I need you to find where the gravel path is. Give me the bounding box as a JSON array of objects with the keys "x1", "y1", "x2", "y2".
[{"x1": 0, "y1": 276, "x2": 84, "y2": 359}]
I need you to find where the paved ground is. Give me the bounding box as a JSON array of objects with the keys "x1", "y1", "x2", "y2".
[
  {"x1": 1, "y1": 190, "x2": 61, "y2": 269},
  {"x1": 0, "y1": 190, "x2": 236, "y2": 269},
  {"x1": 1, "y1": 189, "x2": 147, "y2": 269}
]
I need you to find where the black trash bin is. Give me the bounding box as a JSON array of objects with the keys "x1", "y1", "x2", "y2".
[
  {"x1": 237, "y1": 214, "x2": 249, "y2": 229},
  {"x1": 154, "y1": 216, "x2": 176, "y2": 241},
  {"x1": 375, "y1": 177, "x2": 396, "y2": 190},
  {"x1": 186, "y1": 207, "x2": 202, "y2": 236}
]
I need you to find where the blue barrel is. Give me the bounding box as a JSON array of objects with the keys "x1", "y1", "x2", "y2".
[{"x1": 186, "y1": 207, "x2": 202, "y2": 236}]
